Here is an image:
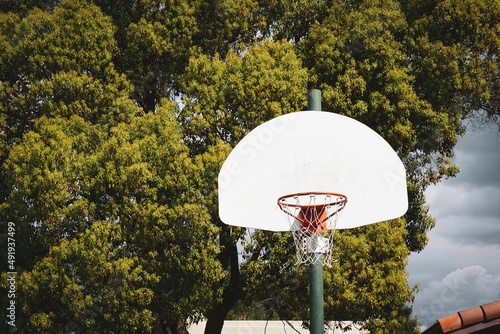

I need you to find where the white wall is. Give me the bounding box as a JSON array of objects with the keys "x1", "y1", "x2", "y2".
[{"x1": 188, "y1": 321, "x2": 368, "y2": 334}]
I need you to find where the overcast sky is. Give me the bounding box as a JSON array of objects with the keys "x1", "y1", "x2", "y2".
[{"x1": 407, "y1": 124, "x2": 500, "y2": 328}]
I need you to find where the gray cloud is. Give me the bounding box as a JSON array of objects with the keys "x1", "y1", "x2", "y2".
[
  {"x1": 452, "y1": 128, "x2": 500, "y2": 189},
  {"x1": 412, "y1": 266, "x2": 500, "y2": 328},
  {"x1": 427, "y1": 185, "x2": 500, "y2": 221},
  {"x1": 408, "y1": 125, "x2": 500, "y2": 328}
]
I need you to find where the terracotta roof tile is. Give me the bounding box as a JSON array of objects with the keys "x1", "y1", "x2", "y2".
[
  {"x1": 438, "y1": 314, "x2": 462, "y2": 333},
  {"x1": 480, "y1": 300, "x2": 500, "y2": 321},
  {"x1": 422, "y1": 300, "x2": 500, "y2": 333},
  {"x1": 458, "y1": 307, "x2": 485, "y2": 327}
]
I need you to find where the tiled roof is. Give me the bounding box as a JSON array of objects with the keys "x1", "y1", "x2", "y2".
[{"x1": 422, "y1": 300, "x2": 500, "y2": 334}]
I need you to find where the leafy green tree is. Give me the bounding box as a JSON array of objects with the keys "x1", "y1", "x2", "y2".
[
  {"x1": 176, "y1": 1, "x2": 494, "y2": 332},
  {"x1": 403, "y1": 0, "x2": 500, "y2": 127},
  {"x1": 91, "y1": 0, "x2": 269, "y2": 112},
  {"x1": 175, "y1": 3, "x2": 430, "y2": 333},
  {"x1": 240, "y1": 220, "x2": 418, "y2": 332},
  {"x1": 298, "y1": 0, "x2": 462, "y2": 252},
  {"x1": 179, "y1": 39, "x2": 308, "y2": 150},
  {"x1": 0, "y1": 0, "x2": 137, "y2": 277},
  {"x1": 17, "y1": 221, "x2": 158, "y2": 333},
  {"x1": 0, "y1": 2, "x2": 223, "y2": 332},
  {"x1": 326, "y1": 220, "x2": 416, "y2": 332},
  {"x1": 178, "y1": 39, "x2": 308, "y2": 333},
  {"x1": 2, "y1": 103, "x2": 224, "y2": 333},
  {"x1": 0, "y1": 0, "x2": 136, "y2": 220},
  {"x1": 102, "y1": 103, "x2": 224, "y2": 333},
  {"x1": 0, "y1": 1, "x2": 131, "y2": 138}
]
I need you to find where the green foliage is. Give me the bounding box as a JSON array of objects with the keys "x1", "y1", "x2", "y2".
[
  {"x1": 122, "y1": 1, "x2": 199, "y2": 110},
  {"x1": 298, "y1": 0, "x2": 465, "y2": 251},
  {"x1": 239, "y1": 219, "x2": 418, "y2": 332},
  {"x1": 404, "y1": 0, "x2": 500, "y2": 126},
  {"x1": 0, "y1": 0, "x2": 132, "y2": 139},
  {"x1": 2, "y1": 102, "x2": 224, "y2": 331},
  {"x1": 179, "y1": 39, "x2": 308, "y2": 151},
  {"x1": 15, "y1": 221, "x2": 158, "y2": 333},
  {"x1": 4, "y1": 116, "x2": 103, "y2": 267},
  {"x1": 239, "y1": 230, "x2": 306, "y2": 320},
  {"x1": 178, "y1": 38, "x2": 308, "y2": 332},
  {"x1": 327, "y1": 219, "x2": 415, "y2": 331},
  {"x1": 94, "y1": 0, "x2": 269, "y2": 111}
]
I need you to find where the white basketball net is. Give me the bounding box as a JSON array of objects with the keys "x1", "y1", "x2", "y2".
[{"x1": 278, "y1": 192, "x2": 347, "y2": 266}]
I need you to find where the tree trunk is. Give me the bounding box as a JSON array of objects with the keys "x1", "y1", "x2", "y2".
[{"x1": 204, "y1": 238, "x2": 241, "y2": 334}]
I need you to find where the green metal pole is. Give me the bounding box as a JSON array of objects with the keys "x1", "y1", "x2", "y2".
[
  {"x1": 310, "y1": 254, "x2": 324, "y2": 334},
  {"x1": 307, "y1": 89, "x2": 324, "y2": 334},
  {"x1": 308, "y1": 89, "x2": 322, "y2": 111}
]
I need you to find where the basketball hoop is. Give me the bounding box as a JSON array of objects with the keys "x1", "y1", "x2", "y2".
[{"x1": 277, "y1": 192, "x2": 347, "y2": 266}]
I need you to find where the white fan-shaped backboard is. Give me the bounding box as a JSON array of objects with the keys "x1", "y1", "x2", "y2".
[{"x1": 218, "y1": 111, "x2": 407, "y2": 231}]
